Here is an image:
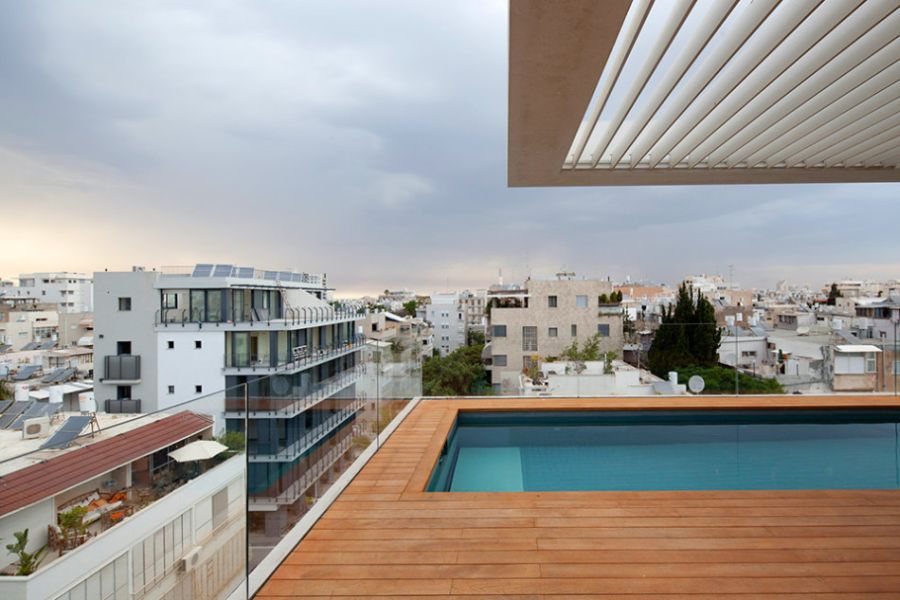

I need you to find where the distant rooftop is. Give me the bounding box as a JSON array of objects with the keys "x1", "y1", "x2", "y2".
[{"x1": 152, "y1": 263, "x2": 326, "y2": 287}]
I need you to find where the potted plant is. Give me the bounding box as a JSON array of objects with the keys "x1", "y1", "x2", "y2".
[
  {"x1": 58, "y1": 506, "x2": 89, "y2": 550},
  {"x1": 5, "y1": 529, "x2": 46, "y2": 575}
]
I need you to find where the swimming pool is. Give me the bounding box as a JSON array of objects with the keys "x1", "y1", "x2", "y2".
[{"x1": 426, "y1": 410, "x2": 900, "y2": 492}]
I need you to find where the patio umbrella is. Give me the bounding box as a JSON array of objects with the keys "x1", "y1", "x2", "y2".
[{"x1": 168, "y1": 440, "x2": 228, "y2": 463}]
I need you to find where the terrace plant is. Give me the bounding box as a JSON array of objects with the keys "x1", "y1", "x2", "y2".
[
  {"x1": 58, "y1": 506, "x2": 89, "y2": 550},
  {"x1": 217, "y1": 431, "x2": 246, "y2": 453},
  {"x1": 5, "y1": 529, "x2": 46, "y2": 576}
]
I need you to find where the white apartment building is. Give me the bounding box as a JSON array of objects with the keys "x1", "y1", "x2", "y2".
[
  {"x1": 486, "y1": 274, "x2": 625, "y2": 394},
  {"x1": 93, "y1": 264, "x2": 364, "y2": 538},
  {"x1": 0, "y1": 410, "x2": 244, "y2": 600},
  {"x1": 425, "y1": 293, "x2": 467, "y2": 356},
  {"x1": 8, "y1": 273, "x2": 93, "y2": 313},
  {"x1": 0, "y1": 305, "x2": 59, "y2": 351}
]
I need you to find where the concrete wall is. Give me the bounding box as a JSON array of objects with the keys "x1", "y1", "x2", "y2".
[
  {"x1": 156, "y1": 330, "x2": 226, "y2": 415},
  {"x1": 93, "y1": 271, "x2": 160, "y2": 412}
]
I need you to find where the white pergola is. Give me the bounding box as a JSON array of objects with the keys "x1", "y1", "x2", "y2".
[{"x1": 509, "y1": 0, "x2": 900, "y2": 186}]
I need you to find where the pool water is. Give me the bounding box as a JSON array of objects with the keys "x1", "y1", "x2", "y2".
[{"x1": 426, "y1": 410, "x2": 900, "y2": 492}]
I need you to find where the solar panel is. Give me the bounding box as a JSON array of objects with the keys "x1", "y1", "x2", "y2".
[
  {"x1": 13, "y1": 365, "x2": 41, "y2": 381},
  {"x1": 38, "y1": 341, "x2": 56, "y2": 350},
  {"x1": 0, "y1": 400, "x2": 12, "y2": 415},
  {"x1": 192, "y1": 264, "x2": 214, "y2": 277},
  {"x1": 212, "y1": 264, "x2": 234, "y2": 277},
  {"x1": 279, "y1": 271, "x2": 292, "y2": 281},
  {"x1": 20, "y1": 342, "x2": 39, "y2": 351},
  {"x1": 236, "y1": 267, "x2": 254, "y2": 278},
  {"x1": 41, "y1": 415, "x2": 94, "y2": 450},
  {"x1": 42, "y1": 368, "x2": 66, "y2": 383},
  {"x1": 11, "y1": 402, "x2": 56, "y2": 430},
  {"x1": 0, "y1": 402, "x2": 32, "y2": 429}
]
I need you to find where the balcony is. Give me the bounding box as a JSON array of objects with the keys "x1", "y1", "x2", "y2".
[
  {"x1": 155, "y1": 305, "x2": 362, "y2": 330},
  {"x1": 102, "y1": 354, "x2": 141, "y2": 383},
  {"x1": 225, "y1": 365, "x2": 362, "y2": 419},
  {"x1": 223, "y1": 336, "x2": 364, "y2": 375},
  {"x1": 250, "y1": 435, "x2": 353, "y2": 506},
  {"x1": 248, "y1": 399, "x2": 364, "y2": 463}
]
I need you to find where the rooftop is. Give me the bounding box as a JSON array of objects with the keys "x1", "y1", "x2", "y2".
[{"x1": 259, "y1": 395, "x2": 900, "y2": 598}]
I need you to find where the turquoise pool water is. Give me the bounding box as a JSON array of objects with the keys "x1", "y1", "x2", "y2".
[{"x1": 426, "y1": 410, "x2": 900, "y2": 492}]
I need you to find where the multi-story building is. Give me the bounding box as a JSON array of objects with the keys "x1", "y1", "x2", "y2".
[
  {"x1": 424, "y1": 293, "x2": 467, "y2": 356},
  {"x1": 485, "y1": 274, "x2": 625, "y2": 394},
  {"x1": 93, "y1": 264, "x2": 364, "y2": 538},
  {"x1": 5, "y1": 273, "x2": 93, "y2": 313},
  {"x1": 0, "y1": 304, "x2": 59, "y2": 351},
  {"x1": 459, "y1": 289, "x2": 487, "y2": 333},
  {"x1": 0, "y1": 410, "x2": 244, "y2": 600}
]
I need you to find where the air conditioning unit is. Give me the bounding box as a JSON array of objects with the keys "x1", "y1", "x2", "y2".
[
  {"x1": 22, "y1": 417, "x2": 50, "y2": 439},
  {"x1": 179, "y1": 546, "x2": 203, "y2": 572}
]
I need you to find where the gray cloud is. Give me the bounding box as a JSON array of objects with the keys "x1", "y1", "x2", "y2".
[{"x1": 0, "y1": 1, "x2": 897, "y2": 295}]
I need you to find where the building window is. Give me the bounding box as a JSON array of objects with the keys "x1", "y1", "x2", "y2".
[
  {"x1": 194, "y1": 340, "x2": 202, "y2": 349},
  {"x1": 492, "y1": 325, "x2": 507, "y2": 337},
  {"x1": 576, "y1": 295, "x2": 588, "y2": 308},
  {"x1": 493, "y1": 354, "x2": 507, "y2": 367},
  {"x1": 118, "y1": 297, "x2": 132, "y2": 311},
  {"x1": 195, "y1": 385, "x2": 203, "y2": 394},
  {"x1": 167, "y1": 340, "x2": 174, "y2": 349},
  {"x1": 116, "y1": 341, "x2": 132, "y2": 355},
  {"x1": 894, "y1": 360, "x2": 900, "y2": 375},
  {"x1": 865, "y1": 353, "x2": 877, "y2": 373},
  {"x1": 571, "y1": 324, "x2": 577, "y2": 337},
  {"x1": 548, "y1": 295, "x2": 557, "y2": 308},
  {"x1": 162, "y1": 292, "x2": 178, "y2": 309},
  {"x1": 523, "y1": 326, "x2": 538, "y2": 351},
  {"x1": 598, "y1": 324, "x2": 610, "y2": 337},
  {"x1": 548, "y1": 327, "x2": 558, "y2": 337},
  {"x1": 167, "y1": 385, "x2": 175, "y2": 394}
]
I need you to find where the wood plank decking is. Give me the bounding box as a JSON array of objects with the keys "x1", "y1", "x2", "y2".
[{"x1": 258, "y1": 396, "x2": 900, "y2": 598}]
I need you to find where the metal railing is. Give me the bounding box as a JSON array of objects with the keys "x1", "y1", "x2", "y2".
[
  {"x1": 103, "y1": 354, "x2": 141, "y2": 381},
  {"x1": 155, "y1": 305, "x2": 363, "y2": 327},
  {"x1": 248, "y1": 399, "x2": 365, "y2": 462},
  {"x1": 225, "y1": 365, "x2": 363, "y2": 418},
  {"x1": 224, "y1": 336, "x2": 365, "y2": 372},
  {"x1": 251, "y1": 435, "x2": 354, "y2": 506}
]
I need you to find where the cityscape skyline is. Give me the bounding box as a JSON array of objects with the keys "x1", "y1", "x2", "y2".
[{"x1": 1, "y1": 2, "x2": 897, "y2": 293}]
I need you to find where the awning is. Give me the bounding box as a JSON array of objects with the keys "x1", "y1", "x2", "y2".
[
  {"x1": 835, "y1": 345, "x2": 882, "y2": 353},
  {"x1": 77, "y1": 336, "x2": 93, "y2": 347}
]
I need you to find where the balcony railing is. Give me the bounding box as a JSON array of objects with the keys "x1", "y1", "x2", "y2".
[
  {"x1": 103, "y1": 354, "x2": 141, "y2": 381},
  {"x1": 251, "y1": 435, "x2": 353, "y2": 506},
  {"x1": 224, "y1": 336, "x2": 365, "y2": 373},
  {"x1": 155, "y1": 305, "x2": 362, "y2": 327},
  {"x1": 225, "y1": 365, "x2": 363, "y2": 418},
  {"x1": 249, "y1": 399, "x2": 364, "y2": 462}
]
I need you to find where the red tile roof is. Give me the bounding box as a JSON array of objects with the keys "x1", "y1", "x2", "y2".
[{"x1": 0, "y1": 411, "x2": 213, "y2": 516}]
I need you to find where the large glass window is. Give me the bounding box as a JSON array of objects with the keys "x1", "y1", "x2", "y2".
[
  {"x1": 206, "y1": 290, "x2": 223, "y2": 322},
  {"x1": 523, "y1": 326, "x2": 538, "y2": 351},
  {"x1": 190, "y1": 290, "x2": 205, "y2": 321}
]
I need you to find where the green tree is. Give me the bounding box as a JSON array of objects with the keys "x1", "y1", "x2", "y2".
[
  {"x1": 648, "y1": 284, "x2": 721, "y2": 378},
  {"x1": 467, "y1": 329, "x2": 485, "y2": 346},
  {"x1": 401, "y1": 300, "x2": 419, "y2": 317},
  {"x1": 676, "y1": 366, "x2": 783, "y2": 394},
  {"x1": 561, "y1": 334, "x2": 602, "y2": 362},
  {"x1": 826, "y1": 282, "x2": 842, "y2": 306},
  {"x1": 423, "y1": 344, "x2": 489, "y2": 396},
  {"x1": 217, "y1": 431, "x2": 246, "y2": 453}
]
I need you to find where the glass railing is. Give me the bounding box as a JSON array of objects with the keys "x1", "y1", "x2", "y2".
[{"x1": 0, "y1": 334, "x2": 423, "y2": 599}]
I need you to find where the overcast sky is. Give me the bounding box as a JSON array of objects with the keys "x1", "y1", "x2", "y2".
[{"x1": 1, "y1": 1, "x2": 897, "y2": 296}]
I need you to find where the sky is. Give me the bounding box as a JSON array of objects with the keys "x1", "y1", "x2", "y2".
[{"x1": 0, "y1": 1, "x2": 897, "y2": 297}]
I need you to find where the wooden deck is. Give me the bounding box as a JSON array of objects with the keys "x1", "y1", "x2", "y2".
[{"x1": 258, "y1": 396, "x2": 900, "y2": 598}]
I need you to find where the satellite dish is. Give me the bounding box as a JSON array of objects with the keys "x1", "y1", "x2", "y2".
[{"x1": 688, "y1": 375, "x2": 705, "y2": 394}]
